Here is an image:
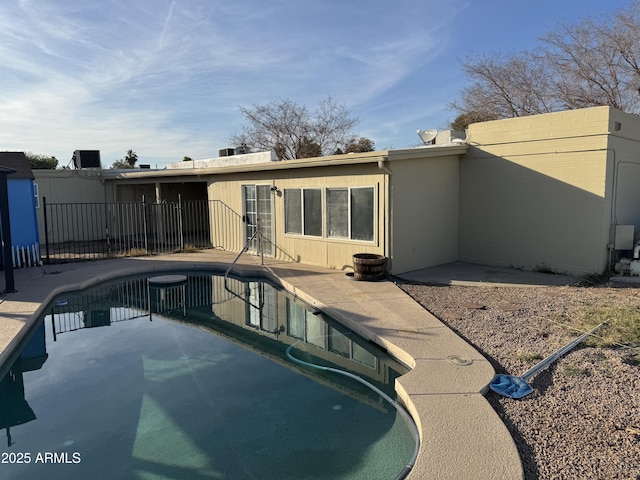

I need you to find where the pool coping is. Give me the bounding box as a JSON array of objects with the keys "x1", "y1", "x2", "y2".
[{"x1": 0, "y1": 252, "x2": 524, "y2": 480}]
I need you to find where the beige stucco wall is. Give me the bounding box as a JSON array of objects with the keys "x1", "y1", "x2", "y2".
[
  {"x1": 388, "y1": 150, "x2": 461, "y2": 274},
  {"x1": 207, "y1": 163, "x2": 388, "y2": 271},
  {"x1": 33, "y1": 170, "x2": 113, "y2": 244},
  {"x1": 607, "y1": 108, "x2": 640, "y2": 237},
  {"x1": 204, "y1": 148, "x2": 464, "y2": 274},
  {"x1": 460, "y1": 107, "x2": 615, "y2": 274},
  {"x1": 33, "y1": 169, "x2": 111, "y2": 203},
  {"x1": 115, "y1": 181, "x2": 207, "y2": 203},
  {"x1": 207, "y1": 275, "x2": 395, "y2": 383}
]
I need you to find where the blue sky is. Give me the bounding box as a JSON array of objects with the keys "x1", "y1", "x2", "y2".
[{"x1": 0, "y1": 0, "x2": 631, "y2": 168}]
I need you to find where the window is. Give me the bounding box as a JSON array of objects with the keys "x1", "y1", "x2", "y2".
[
  {"x1": 284, "y1": 185, "x2": 375, "y2": 242},
  {"x1": 284, "y1": 188, "x2": 322, "y2": 237},
  {"x1": 287, "y1": 299, "x2": 306, "y2": 340},
  {"x1": 303, "y1": 189, "x2": 322, "y2": 236},
  {"x1": 286, "y1": 299, "x2": 376, "y2": 368},
  {"x1": 326, "y1": 188, "x2": 348, "y2": 238},
  {"x1": 327, "y1": 325, "x2": 377, "y2": 368},
  {"x1": 350, "y1": 187, "x2": 374, "y2": 241},
  {"x1": 284, "y1": 189, "x2": 302, "y2": 234},
  {"x1": 352, "y1": 342, "x2": 377, "y2": 368},
  {"x1": 286, "y1": 298, "x2": 325, "y2": 348},
  {"x1": 326, "y1": 187, "x2": 374, "y2": 242},
  {"x1": 328, "y1": 326, "x2": 351, "y2": 358}
]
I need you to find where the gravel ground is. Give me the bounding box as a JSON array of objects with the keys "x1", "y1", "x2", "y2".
[{"x1": 398, "y1": 280, "x2": 640, "y2": 480}]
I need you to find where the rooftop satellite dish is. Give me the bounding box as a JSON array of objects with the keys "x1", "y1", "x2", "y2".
[{"x1": 417, "y1": 129, "x2": 438, "y2": 145}]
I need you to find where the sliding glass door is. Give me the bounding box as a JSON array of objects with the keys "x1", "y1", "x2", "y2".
[{"x1": 242, "y1": 184, "x2": 273, "y2": 256}]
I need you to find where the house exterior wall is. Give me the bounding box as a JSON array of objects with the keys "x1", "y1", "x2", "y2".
[
  {"x1": 115, "y1": 181, "x2": 207, "y2": 203},
  {"x1": 116, "y1": 183, "x2": 156, "y2": 202},
  {"x1": 388, "y1": 151, "x2": 460, "y2": 274},
  {"x1": 204, "y1": 149, "x2": 464, "y2": 274},
  {"x1": 207, "y1": 164, "x2": 388, "y2": 271},
  {"x1": 33, "y1": 170, "x2": 112, "y2": 244},
  {"x1": 208, "y1": 275, "x2": 394, "y2": 383},
  {"x1": 607, "y1": 108, "x2": 640, "y2": 239},
  {"x1": 33, "y1": 170, "x2": 110, "y2": 203},
  {"x1": 460, "y1": 107, "x2": 613, "y2": 275}
]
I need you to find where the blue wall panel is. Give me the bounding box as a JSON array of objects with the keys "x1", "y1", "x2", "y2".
[{"x1": 7, "y1": 179, "x2": 39, "y2": 246}]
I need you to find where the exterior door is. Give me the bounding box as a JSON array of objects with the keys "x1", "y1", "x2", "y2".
[{"x1": 242, "y1": 184, "x2": 273, "y2": 256}]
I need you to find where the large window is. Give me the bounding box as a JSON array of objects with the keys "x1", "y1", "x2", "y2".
[
  {"x1": 303, "y1": 189, "x2": 322, "y2": 236},
  {"x1": 284, "y1": 189, "x2": 302, "y2": 234},
  {"x1": 350, "y1": 187, "x2": 374, "y2": 241},
  {"x1": 328, "y1": 325, "x2": 377, "y2": 368},
  {"x1": 326, "y1": 187, "x2": 374, "y2": 241},
  {"x1": 284, "y1": 188, "x2": 322, "y2": 237},
  {"x1": 326, "y1": 188, "x2": 348, "y2": 238},
  {"x1": 284, "y1": 185, "x2": 375, "y2": 242},
  {"x1": 286, "y1": 298, "x2": 325, "y2": 348}
]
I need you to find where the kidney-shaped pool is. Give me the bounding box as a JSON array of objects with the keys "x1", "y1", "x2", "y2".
[{"x1": 0, "y1": 271, "x2": 418, "y2": 480}]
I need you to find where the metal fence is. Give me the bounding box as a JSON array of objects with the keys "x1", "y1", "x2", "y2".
[
  {"x1": 48, "y1": 274, "x2": 222, "y2": 336},
  {"x1": 42, "y1": 198, "x2": 243, "y2": 263}
]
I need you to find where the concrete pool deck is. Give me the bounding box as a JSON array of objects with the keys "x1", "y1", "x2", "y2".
[{"x1": 0, "y1": 253, "x2": 523, "y2": 480}]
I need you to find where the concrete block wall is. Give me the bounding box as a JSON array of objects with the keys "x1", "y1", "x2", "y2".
[
  {"x1": 459, "y1": 106, "x2": 615, "y2": 275},
  {"x1": 606, "y1": 109, "x2": 640, "y2": 232}
]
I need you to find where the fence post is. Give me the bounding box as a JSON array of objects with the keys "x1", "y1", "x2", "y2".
[
  {"x1": 105, "y1": 203, "x2": 111, "y2": 256},
  {"x1": 178, "y1": 194, "x2": 184, "y2": 251},
  {"x1": 43, "y1": 196, "x2": 50, "y2": 264},
  {"x1": 142, "y1": 196, "x2": 149, "y2": 255}
]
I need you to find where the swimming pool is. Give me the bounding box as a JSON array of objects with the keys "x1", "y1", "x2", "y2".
[{"x1": 0, "y1": 272, "x2": 418, "y2": 480}]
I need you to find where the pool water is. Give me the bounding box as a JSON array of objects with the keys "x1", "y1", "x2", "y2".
[{"x1": 0, "y1": 273, "x2": 417, "y2": 480}]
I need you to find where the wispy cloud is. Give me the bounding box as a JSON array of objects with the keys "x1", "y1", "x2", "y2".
[{"x1": 9, "y1": 0, "x2": 597, "y2": 165}]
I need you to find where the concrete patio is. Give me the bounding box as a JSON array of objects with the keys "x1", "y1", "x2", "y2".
[{"x1": 0, "y1": 252, "x2": 524, "y2": 479}]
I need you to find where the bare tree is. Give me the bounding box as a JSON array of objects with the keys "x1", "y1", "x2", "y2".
[
  {"x1": 450, "y1": 51, "x2": 558, "y2": 127},
  {"x1": 542, "y1": 20, "x2": 633, "y2": 111},
  {"x1": 232, "y1": 96, "x2": 362, "y2": 160},
  {"x1": 451, "y1": 2, "x2": 640, "y2": 126},
  {"x1": 613, "y1": 4, "x2": 640, "y2": 88},
  {"x1": 313, "y1": 96, "x2": 359, "y2": 156}
]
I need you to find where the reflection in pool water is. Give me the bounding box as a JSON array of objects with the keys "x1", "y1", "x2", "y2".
[{"x1": 0, "y1": 273, "x2": 418, "y2": 480}]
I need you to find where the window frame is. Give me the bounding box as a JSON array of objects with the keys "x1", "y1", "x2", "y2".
[
  {"x1": 283, "y1": 187, "x2": 323, "y2": 238},
  {"x1": 326, "y1": 186, "x2": 375, "y2": 242},
  {"x1": 284, "y1": 188, "x2": 302, "y2": 235},
  {"x1": 283, "y1": 185, "x2": 376, "y2": 243}
]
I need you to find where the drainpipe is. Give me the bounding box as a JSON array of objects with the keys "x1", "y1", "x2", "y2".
[
  {"x1": 377, "y1": 158, "x2": 392, "y2": 273},
  {"x1": 377, "y1": 159, "x2": 392, "y2": 175}
]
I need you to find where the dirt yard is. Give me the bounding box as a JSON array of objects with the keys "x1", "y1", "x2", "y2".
[{"x1": 398, "y1": 280, "x2": 640, "y2": 480}]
